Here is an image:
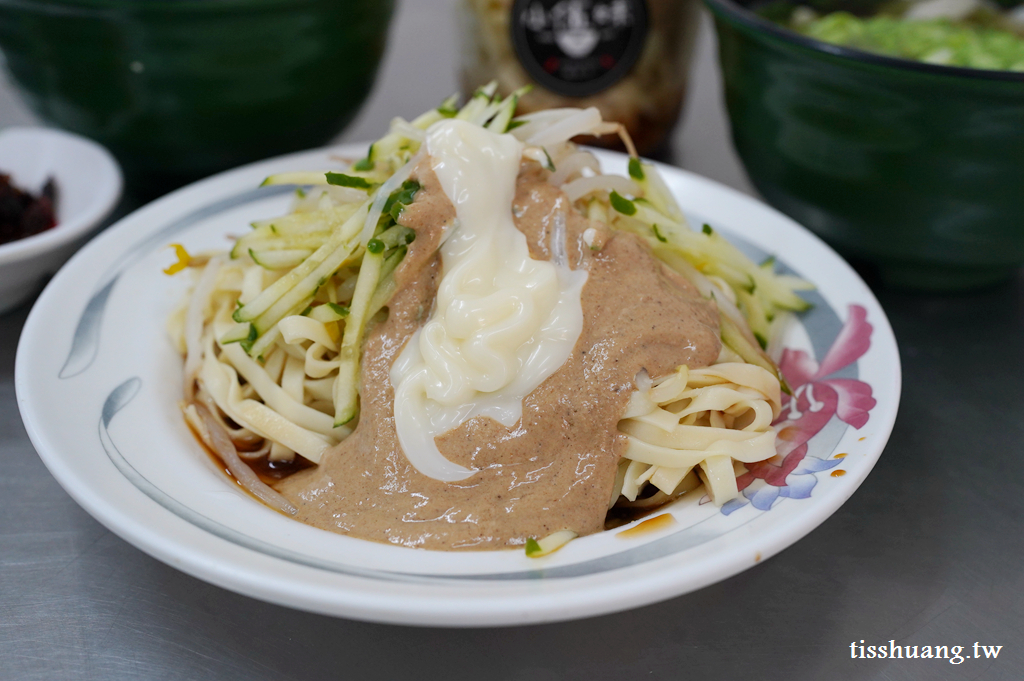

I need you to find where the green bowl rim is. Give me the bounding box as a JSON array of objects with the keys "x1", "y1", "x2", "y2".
[
  {"x1": 0, "y1": 0, "x2": 356, "y2": 12},
  {"x1": 703, "y1": 0, "x2": 1024, "y2": 83}
]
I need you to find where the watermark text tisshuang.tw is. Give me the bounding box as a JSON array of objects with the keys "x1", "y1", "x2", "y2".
[{"x1": 850, "y1": 640, "x2": 1003, "y2": 665}]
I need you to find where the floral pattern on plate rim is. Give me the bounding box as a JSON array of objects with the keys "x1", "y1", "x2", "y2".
[{"x1": 709, "y1": 304, "x2": 878, "y2": 515}]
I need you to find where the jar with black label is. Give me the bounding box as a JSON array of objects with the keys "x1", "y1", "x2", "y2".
[{"x1": 458, "y1": 0, "x2": 700, "y2": 156}]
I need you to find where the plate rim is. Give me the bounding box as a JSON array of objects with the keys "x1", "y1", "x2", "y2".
[{"x1": 15, "y1": 142, "x2": 902, "y2": 627}]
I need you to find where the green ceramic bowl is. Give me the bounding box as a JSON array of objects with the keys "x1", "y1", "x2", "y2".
[
  {"x1": 705, "y1": 0, "x2": 1024, "y2": 289},
  {"x1": 0, "y1": 0, "x2": 395, "y2": 198}
]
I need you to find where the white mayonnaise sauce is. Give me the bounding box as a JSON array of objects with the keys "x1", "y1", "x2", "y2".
[{"x1": 390, "y1": 119, "x2": 588, "y2": 481}]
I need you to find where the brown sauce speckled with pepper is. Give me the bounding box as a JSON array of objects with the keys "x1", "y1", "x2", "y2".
[{"x1": 268, "y1": 158, "x2": 721, "y2": 550}]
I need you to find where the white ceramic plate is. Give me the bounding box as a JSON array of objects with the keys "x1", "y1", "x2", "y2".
[
  {"x1": 16, "y1": 145, "x2": 900, "y2": 627},
  {"x1": 0, "y1": 127, "x2": 122, "y2": 314}
]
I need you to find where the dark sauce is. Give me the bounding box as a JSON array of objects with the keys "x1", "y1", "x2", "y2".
[
  {"x1": 185, "y1": 419, "x2": 313, "y2": 491},
  {"x1": 0, "y1": 174, "x2": 57, "y2": 246},
  {"x1": 604, "y1": 484, "x2": 680, "y2": 530},
  {"x1": 246, "y1": 452, "x2": 315, "y2": 485},
  {"x1": 606, "y1": 503, "x2": 666, "y2": 530},
  {"x1": 616, "y1": 513, "x2": 677, "y2": 538}
]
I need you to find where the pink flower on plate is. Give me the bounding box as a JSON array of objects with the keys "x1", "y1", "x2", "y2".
[{"x1": 720, "y1": 304, "x2": 877, "y2": 514}]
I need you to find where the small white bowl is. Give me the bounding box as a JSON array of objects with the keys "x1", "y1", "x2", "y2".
[{"x1": 0, "y1": 127, "x2": 122, "y2": 314}]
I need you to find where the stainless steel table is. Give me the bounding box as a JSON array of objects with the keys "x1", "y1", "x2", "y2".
[{"x1": 2, "y1": 3, "x2": 1022, "y2": 679}]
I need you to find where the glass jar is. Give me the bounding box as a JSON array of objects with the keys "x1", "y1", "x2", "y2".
[{"x1": 458, "y1": 0, "x2": 701, "y2": 156}]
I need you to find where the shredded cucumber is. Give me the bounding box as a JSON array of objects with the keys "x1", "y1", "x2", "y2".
[
  {"x1": 455, "y1": 82, "x2": 499, "y2": 123},
  {"x1": 261, "y1": 172, "x2": 332, "y2": 187},
  {"x1": 719, "y1": 310, "x2": 790, "y2": 394},
  {"x1": 333, "y1": 248, "x2": 385, "y2": 426},
  {"x1": 485, "y1": 86, "x2": 531, "y2": 133},
  {"x1": 325, "y1": 173, "x2": 375, "y2": 190},
  {"x1": 233, "y1": 203, "x2": 368, "y2": 327},
  {"x1": 377, "y1": 225, "x2": 415, "y2": 250},
  {"x1": 634, "y1": 161, "x2": 684, "y2": 222},
  {"x1": 525, "y1": 530, "x2": 578, "y2": 557},
  {"x1": 308, "y1": 302, "x2": 349, "y2": 323},
  {"x1": 248, "y1": 248, "x2": 314, "y2": 271},
  {"x1": 219, "y1": 322, "x2": 254, "y2": 345}
]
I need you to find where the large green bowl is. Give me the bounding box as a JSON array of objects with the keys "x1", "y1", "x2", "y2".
[
  {"x1": 0, "y1": 0, "x2": 395, "y2": 198},
  {"x1": 705, "y1": 0, "x2": 1024, "y2": 289}
]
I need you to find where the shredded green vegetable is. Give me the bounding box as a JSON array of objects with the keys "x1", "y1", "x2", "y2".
[
  {"x1": 437, "y1": 93, "x2": 460, "y2": 117},
  {"x1": 327, "y1": 302, "x2": 350, "y2": 317},
  {"x1": 352, "y1": 149, "x2": 375, "y2": 172},
  {"x1": 628, "y1": 157, "x2": 645, "y2": 180},
  {"x1": 609, "y1": 190, "x2": 637, "y2": 216},
  {"x1": 541, "y1": 148, "x2": 556, "y2": 171},
  {"x1": 325, "y1": 173, "x2": 375, "y2": 189}
]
